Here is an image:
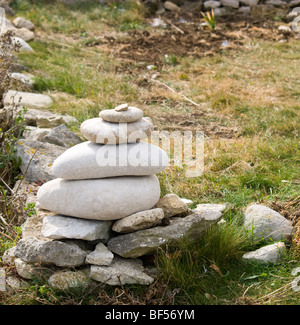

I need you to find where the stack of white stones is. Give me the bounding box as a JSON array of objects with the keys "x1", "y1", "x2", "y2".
[
  {"x1": 11, "y1": 104, "x2": 169, "y2": 286},
  {"x1": 37, "y1": 104, "x2": 169, "y2": 220}
]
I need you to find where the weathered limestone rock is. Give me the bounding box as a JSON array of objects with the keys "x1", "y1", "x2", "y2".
[
  {"x1": 6, "y1": 27, "x2": 34, "y2": 41},
  {"x1": 9, "y1": 72, "x2": 34, "y2": 89},
  {"x1": 239, "y1": 0, "x2": 258, "y2": 6},
  {"x1": 11, "y1": 37, "x2": 34, "y2": 52},
  {"x1": 15, "y1": 237, "x2": 90, "y2": 267},
  {"x1": 85, "y1": 242, "x2": 114, "y2": 266},
  {"x1": 15, "y1": 258, "x2": 53, "y2": 280},
  {"x1": 22, "y1": 126, "x2": 52, "y2": 142},
  {"x1": 112, "y1": 208, "x2": 165, "y2": 234},
  {"x1": 89, "y1": 256, "x2": 154, "y2": 285},
  {"x1": 2, "y1": 246, "x2": 16, "y2": 265},
  {"x1": 13, "y1": 17, "x2": 34, "y2": 30},
  {"x1": 37, "y1": 175, "x2": 161, "y2": 221},
  {"x1": 52, "y1": 141, "x2": 169, "y2": 180},
  {"x1": 244, "y1": 204, "x2": 293, "y2": 242},
  {"x1": 41, "y1": 215, "x2": 113, "y2": 242},
  {"x1": 164, "y1": 1, "x2": 180, "y2": 11},
  {"x1": 42, "y1": 124, "x2": 82, "y2": 148},
  {"x1": 48, "y1": 268, "x2": 92, "y2": 290},
  {"x1": 221, "y1": 0, "x2": 239, "y2": 8},
  {"x1": 242, "y1": 242, "x2": 287, "y2": 263},
  {"x1": 107, "y1": 210, "x2": 222, "y2": 258},
  {"x1": 15, "y1": 139, "x2": 67, "y2": 182},
  {"x1": 203, "y1": 0, "x2": 221, "y2": 9},
  {"x1": 99, "y1": 106, "x2": 143, "y2": 123},
  {"x1": 3, "y1": 91, "x2": 53, "y2": 109},
  {"x1": 194, "y1": 203, "x2": 227, "y2": 213},
  {"x1": 155, "y1": 193, "x2": 189, "y2": 218},
  {"x1": 80, "y1": 117, "x2": 153, "y2": 144}
]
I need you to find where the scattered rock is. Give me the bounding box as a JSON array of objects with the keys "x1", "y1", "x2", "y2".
[
  {"x1": 265, "y1": 0, "x2": 286, "y2": 6},
  {"x1": 4, "y1": 90, "x2": 53, "y2": 109},
  {"x1": 15, "y1": 237, "x2": 91, "y2": 267},
  {"x1": 107, "y1": 210, "x2": 222, "y2": 258},
  {"x1": 0, "y1": 267, "x2": 6, "y2": 292},
  {"x1": 48, "y1": 268, "x2": 92, "y2": 290},
  {"x1": 22, "y1": 126, "x2": 52, "y2": 142},
  {"x1": 42, "y1": 124, "x2": 82, "y2": 148},
  {"x1": 244, "y1": 204, "x2": 293, "y2": 242},
  {"x1": 242, "y1": 242, "x2": 287, "y2": 263},
  {"x1": 14, "y1": 258, "x2": 52, "y2": 280},
  {"x1": 15, "y1": 139, "x2": 67, "y2": 182},
  {"x1": 85, "y1": 242, "x2": 114, "y2": 266},
  {"x1": 9, "y1": 72, "x2": 34, "y2": 89},
  {"x1": 112, "y1": 208, "x2": 165, "y2": 234},
  {"x1": 11, "y1": 37, "x2": 34, "y2": 52},
  {"x1": 203, "y1": 0, "x2": 221, "y2": 9},
  {"x1": 221, "y1": 0, "x2": 240, "y2": 8},
  {"x1": 51, "y1": 141, "x2": 169, "y2": 180},
  {"x1": 278, "y1": 25, "x2": 292, "y2": 32},
  {"x1": 2, "y1": 246, "x2": 16, "y2": 265},
  {"x1": 13, "y1": 17, "x2": 34, "y2": 30},
  {"x1": 6, "y1": 27, "x2": 34, "y2": 41},
  {"x1": 89, "y1": 256, "x2": 154, "y2": 286},
  {"x1": 239, "y1": 0, "x2": 258, "y2": 6},
  {"x1": 180, "y1": 198, "x2": 193, "y2": 205},
  {"x1": 155, "y1": 193, "x2": 189, "y2": 218},
  {"x1": 194, "y1": 203, "x2": 227, "y2": 213},
  {"x1": 0, "y1": 0, "x2": 14, "y2": 16},
  {"x1": 37, "y1": 175, "x2": 161, "y2": 221},
  {"x1": 114, "y1": 103, "x2": 129, "y2": 111},
  {"x1": 164, "y1": 1, "x2": 181, "y2": 11},
  {"x1": 41, "y1": 215, "x2": 113, "y2": 242}
]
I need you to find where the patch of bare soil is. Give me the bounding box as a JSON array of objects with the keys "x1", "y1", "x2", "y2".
[{"x1": 88, "y1": 12, "x2": 295, "y2": 66}]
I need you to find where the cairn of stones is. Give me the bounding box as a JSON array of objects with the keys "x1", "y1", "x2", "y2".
[{"x1": 3, "y1": 105, "x2": 225, "y2": 288}]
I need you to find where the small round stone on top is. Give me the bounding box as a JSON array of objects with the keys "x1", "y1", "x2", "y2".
[{"x1": 99, "y1": 106, "x2": 143, "y2": 123}]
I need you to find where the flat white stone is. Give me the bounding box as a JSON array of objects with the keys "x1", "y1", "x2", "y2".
[
  {"x1": 85, "y1": 243, "x2": 114, "y2": 266},
  {"x1": 112, "y1": 208, "x2": 165, "y2": 234},
  {"x1": 114, "y1": 103, "x2": 129, "y2": 111},
  {"x1": 52, "y1": 141, "x2": 169, "y2": 180},
  {"x1": 89, "y1": 256, "x2": 154, "y2": 285},
  {"x1": 99, "y1": 106, "x2": 143, "y2": 123},
  {"x1": 80, "y1": 117, "x2": 153, "y2": 144},
  {"x1": 195, "y1": 203, "x2": 227, "y2": 213},
  {"x1": 41, "y1": 214, "x2": 113, "y2": 241},
  {"x1": 4, "y1": 90, "x2": 53, "y2": 109},
  {"x1": 37, "y1": 175, "x2": 161, "y2": 221},
  {"x1": 242, "y1": 242, "x2": 287, "y2": 263}
]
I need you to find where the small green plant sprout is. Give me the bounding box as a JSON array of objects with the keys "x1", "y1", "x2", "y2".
[
  {"x1": 200, "y1": 9, "x2": 215, "y2": 30},
  {"x1": 24, "y1": 202, "x2": 36, "y2": 217}
]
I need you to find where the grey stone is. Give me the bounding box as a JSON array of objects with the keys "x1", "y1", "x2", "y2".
[
  {"x1": 203, "y1": 1, "x2": 221, "y2": 9},
  {"x1": 2, "y1": 246, "x2": 16, "y2": 265},
  {"x1": 4, "y1": 91, "x2": 53, "y2": 109},
  {"x1": 85, "y1": 243, "x2": 114, "y2": 266},
  {"x1": 89, "y1": 256, "x2": 154, "y2": 286},
  {"x1": 42, "y1": 124, "x2": 82, "y2": 148},
  {"x1": 221, "y1": 0, "x2": 239, "y2": 8},
  {"x1": 6, "y1": 27, "x2": 34, "y2": 41},
  {"x1": 0, "y1": 1, "x2": 14, "y2": 16},
  {"x1": 107, "y1": 210, "x2": 222, "y2": 258},
  {"x1": 15, "y1": 237, "x2": 90, "y2": 267},
  {"x1": 15, "y1": 139, "x2": 67, "y2": 182},
  {"x1": 0, "y1": 267, "x2": 5, "y2": 292},
  {"x1": 194, "y1": 203, "x2": 227, "y2": 213},
  {"x1": 14, "y1": 258, "x2": 53, "y2": 280},
  {"x1": 52, "y1": 141, "x2": 169, "y2": 180},
  {"x1": 242, "y1": 242, "x2": 287, "y2": 263},
  {"x1": 155, "y1": 193, "x2": 189, "y2": 218},
  {"x1": 42, "y1": 215, "x2": 113, "y2": 242},
  {"x1": 11, "y1": 37, "x2": 34, "y2": 52},
  {"x1": 265, "y1": 0, "x2": 286, "y2": 7},
  {"x1": 112, "y1": 208, "x2": 165, "y2": 234},
  {"x1": 239, "y1": 0, "x2": 258, "y2": 6},
  {"x1": 48, "y1": 268, "x2": 92, "y2": 290},
  {"x1": 164, "y1": 1, "x2": 181, "y2": 11},
  {"x1": 13, "y1": 17, "x2": 34, "y2": 30},
  {"x1": 9, "y1": 72, "x2": 34, "y2": 89},
  {"x1": 80, "y1": 117, "x2": 154, "y2": 144},
  {"x1": 244, "y1": 204, "x2": 293, "y2": 242},
  {"x1": 22, "y1": 126, "x2": 52, "y2": 142}
]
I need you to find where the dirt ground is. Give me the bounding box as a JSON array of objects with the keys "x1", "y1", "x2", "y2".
[{"x1": 87, "y1": 11, "x2": 296, "y2": 66}]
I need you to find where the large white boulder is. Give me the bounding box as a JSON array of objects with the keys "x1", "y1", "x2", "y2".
[
  {"x1": 244, "y1": 204, "x2": 293, "y2": 242},
  {"x1": 52, "y1": 141, "x2": 169, "y2": 180},
  {"x1": 37, "y1": 175, "x2": 161, "y2": 221},
  {"x1": 4, "y1": 90, "x2": 53, "y2": 109}
]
